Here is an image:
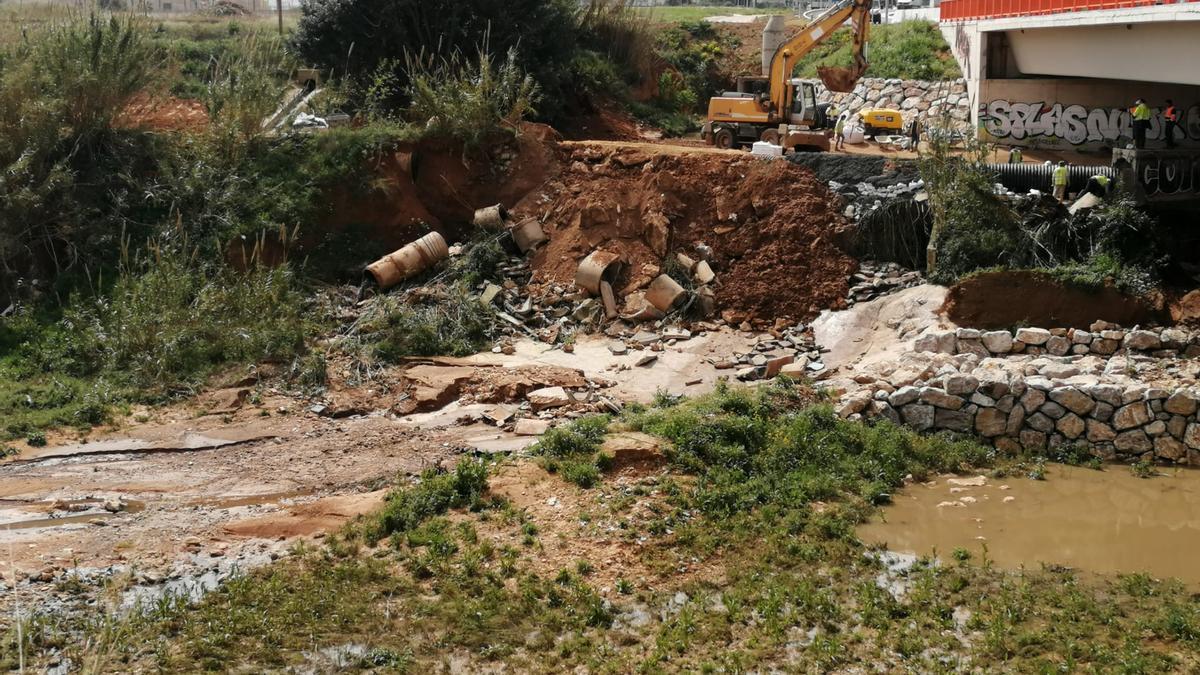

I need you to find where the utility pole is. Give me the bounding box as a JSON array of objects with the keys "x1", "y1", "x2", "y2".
[{"x1": 276, "y1": 0, "x2": 283, "y2": 36}]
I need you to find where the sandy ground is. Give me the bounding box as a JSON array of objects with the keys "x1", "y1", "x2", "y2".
[{"x1": 0, "y1": 320, "x2": 796, "y2": 618}]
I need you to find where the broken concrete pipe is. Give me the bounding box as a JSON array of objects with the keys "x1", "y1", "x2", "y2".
[
  {"x1": 575, "y1": 250, "x2": 623, "y2": 296},
  {"x1": 365, "y1": 231, "x2": 449, "y2": 289},
  {"x1": 510, "y1": 218, "x2": 548, "y2": 253},
  {"x1": 473, "y1": 204, "x2": 509, "y2": 229},
  {"x1": 395, "y1": 151, "x2": 419, "y2": 180},
  {"x1": 645, "y1": 274, "x2": 686, "y2": 312}
]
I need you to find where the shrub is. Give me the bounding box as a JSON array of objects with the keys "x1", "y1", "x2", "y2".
[
  {"x1": 361, "y1": 284, "x2": 494, "y2": 361},
  {"x1": 921, "y1": 137, "x2": 1022, "y2": 284},
  {"x1": 292, "y1": 0, "x2": 578, "y2": 121},
  {"x1": 536, "y1": 415, "x2": 610, "y2": 458},
  {"x1": 629, "y1": 380, "x2": 989, "y2": 519},
  {"x1": 403, "y1": 48, "x2": 539, "y2": 149},
  {"x1": 38, "y1": 250, "x2": 313, "y2": 393},
  {"x1": 366, "y1": 459, "x2": 490, "y2": 542},
  {"x1": 0, "y1": 14, "x2": 159, "y2": 294}
]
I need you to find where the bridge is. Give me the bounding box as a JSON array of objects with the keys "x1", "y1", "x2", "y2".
[{"x1": 939, "y1": 0, "x2": 1200, "y2": 155}]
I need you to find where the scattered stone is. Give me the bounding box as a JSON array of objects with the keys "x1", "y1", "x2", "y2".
[{"x1": 635, "y1": 354, "x2": 658, "y2": 367}]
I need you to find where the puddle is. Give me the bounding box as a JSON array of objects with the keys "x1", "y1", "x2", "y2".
[
  {"x1": 186, "y1": 489, "x2": 315, "y2": 509},
  {"x1": 1, "y1": 499, "x2": 146, "y2": 531},
  {"x1": 858, "y1": 464, "x2": 1200, "y2": 584}
]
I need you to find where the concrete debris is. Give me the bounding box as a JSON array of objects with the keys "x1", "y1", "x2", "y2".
[
  {"x1": 527, "y1": 386, "x2": 571, "y2": 411},
  {"x1": 846, "y1": 260, "x2": 924, "y2": 307},
  {"x1": 514, "y1": 418, "x2": 552, "y2": 436}
]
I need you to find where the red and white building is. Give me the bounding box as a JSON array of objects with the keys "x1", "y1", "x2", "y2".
[{"x1": 938, "y1": 0, "x2": 1200, "y2": 151}]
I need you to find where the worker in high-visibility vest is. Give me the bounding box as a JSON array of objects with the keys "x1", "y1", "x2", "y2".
[
  {"x1": 1164, "y1": 99, "x2": 1179, "y2": 149},
  {"x1": 834, "y1": 113, "x2": 846, "y2": 151},
  {"x1": 1052, "y1": 160, "x2": 1069, "y2": 202},
  {"x1": 1085, "y1": 174, "x2": 1111, "y2": 198},
  {"x1": 1131, "y1": 98, "x2": 1151, "y2": 149},
  {"x1": 1008, "y1": 147, "x2": 1023, "y2": 164}
]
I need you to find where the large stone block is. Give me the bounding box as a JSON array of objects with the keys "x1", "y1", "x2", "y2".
[
  {"x1": 1006, "y1": 405, "x2": 1026, "y2": 435},
  {"x1": 1049, "y1": 387, "x2": 1096, "y2": 416},
  {"x1": 1124, "y1": 330, "x2": 1161, "y2": 351},
  {"x1": 1185, "y1": 423, "x2": 1200, "y2": 450},
  {"x1": 1015, "y1": 327, "x2": 1051, "y2": 345},
  {"x1": 1113, "y1": 402, "x2": 1152, "y2": 430},
  {"x1": 1040, "y1": 401, "x2": 1067, "y2": 420},
  {"x1": 1046, "y1": 335, "x2": 1071, "y2": 356},
  {"x1": 1087, "y1": 384, "x2": 1124, "y2": 407},
  {"x1": 935, "y1": 408, "x2": 974, "y2": 433},
  {"x1": 1056, "y1": 413, "x2": 1086, "y2": 440},
  {"x1": 902, "y1": 404, "x2": 935, "y2": 431},
  {"x1": 1086, "y1": 419, "x2": 1116, "y2": 442},
  {"x1": 888, "y1": 386, "x2": 921, "y2": 407},
  {"x1": 975, "y1": 407, "x2": 1007, "y2": 437},
  {"x1": 1020, "y1": 388, "x2": 1047, "y2": 413},
  {"x1": 1027, "y1": 412, "x2": 1054, "y2": 433},
  {"x1": 919, "y1": 387, "x2": 964, "y2": 410},
  {"x1": 943, "y1": 374, "x2": 979, "y2": 396},
  {"x1": 1155, "y1": 435, "x2": 1188, "y2": 461},
  {"x1": 1020, "y1": 429, "x2": 1047, "y2": 450},
  {"x1": 1114, "y1": 429, "x2": 1153, "y2": 454},
  {"x1": 981, "y1": 331, "x2": 1013, "y2": 354},
  {"x1": 914, "y1": 331, "x2": 956, "y2": 354},
  {"x1": 1165, "y1": 391, "x2": 1199, "y2": 416}
]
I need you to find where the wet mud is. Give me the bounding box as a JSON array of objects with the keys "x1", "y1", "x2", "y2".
[{"x1": 859, "y1": 465, "x2": 1200, "y2": 584}]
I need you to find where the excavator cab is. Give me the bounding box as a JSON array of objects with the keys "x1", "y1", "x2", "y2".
[{"x1": 789, "y1": 81, "x2": 819, "y2": 127}]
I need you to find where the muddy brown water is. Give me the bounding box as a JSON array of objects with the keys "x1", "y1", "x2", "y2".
[{"x1": 858, "y1": 465, "x2": 1200, "y2": 584}]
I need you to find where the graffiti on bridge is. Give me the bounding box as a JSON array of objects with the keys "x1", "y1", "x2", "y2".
[
  {"x1": 1134, "y1": 153, "x2": 1200, "y2": 197},
  {"x1": 981, "y1": 99, "x2": 1200, "y2": 146}
]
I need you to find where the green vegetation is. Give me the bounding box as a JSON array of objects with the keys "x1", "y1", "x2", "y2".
[
  {"x1": 922, "y1": 135, "x2": 1164, "y2": 291},
  {"x1": 357, "y1": 284, "x2": 495, "y2": 361},
  {"x1": 636, "y1": 5, "x2": 789, "y2": 23},
  {"x1": 535, "y1": 415, "x2": 612, "y2": 488},
  {"x1": 795, "y1": 20, "x2": 961, "y2": 81},
  {"x1": 17, "y1": 380, "x2": 1200, "y2": 671}
]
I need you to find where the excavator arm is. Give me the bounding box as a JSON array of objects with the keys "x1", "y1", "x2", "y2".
[{"x1": 767, "y1": 0, "x2": 873, "y2": 117}]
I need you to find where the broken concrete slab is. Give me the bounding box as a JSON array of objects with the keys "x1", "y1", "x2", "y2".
[
  {"x1": 528, "y1": 386, "x2": 571, "y2": 411},
  {"x1": 514, "y1": 418, "x2": 552, "y2": 436}
]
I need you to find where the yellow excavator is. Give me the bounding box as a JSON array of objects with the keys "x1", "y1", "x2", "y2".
[{"x1": 701, "y1": 0, "x2": 873, "y2": 152}]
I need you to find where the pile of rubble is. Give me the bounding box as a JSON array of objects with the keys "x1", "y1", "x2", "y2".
[
  {"x1": 831, "y1": 320, "x2": 1200, "y2": 463},
  {"x1": 846, "y1": 261, "x2": 924, "y2": 307},
  {"x1": 717, "y1": 322, "x2": 826, "y2": 382}
]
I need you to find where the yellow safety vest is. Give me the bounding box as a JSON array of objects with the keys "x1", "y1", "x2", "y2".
[
  {"x1": 1133, "y1": 103, "x2": 1151, "y2": 121},
  {"x1": 1093, "y1": 175, "x2": 1110, "y2": 187},
  {"x1": 1052, "y1": 166, "x2": 1068, "y2": 186}
]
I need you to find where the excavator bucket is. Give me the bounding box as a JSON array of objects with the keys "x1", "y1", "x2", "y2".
[{"x1": 817, "y1": 65, "x2": 861, "y2": 93}]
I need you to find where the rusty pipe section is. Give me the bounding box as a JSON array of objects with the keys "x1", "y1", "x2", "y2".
[{"x1": 365, "y1": 232, "x2": 449, "y2": 289}]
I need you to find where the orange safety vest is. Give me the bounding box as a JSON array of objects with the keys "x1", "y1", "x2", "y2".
[{"x1": 1166, "y1": 106, "x2": 1179, "y2": 122}]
